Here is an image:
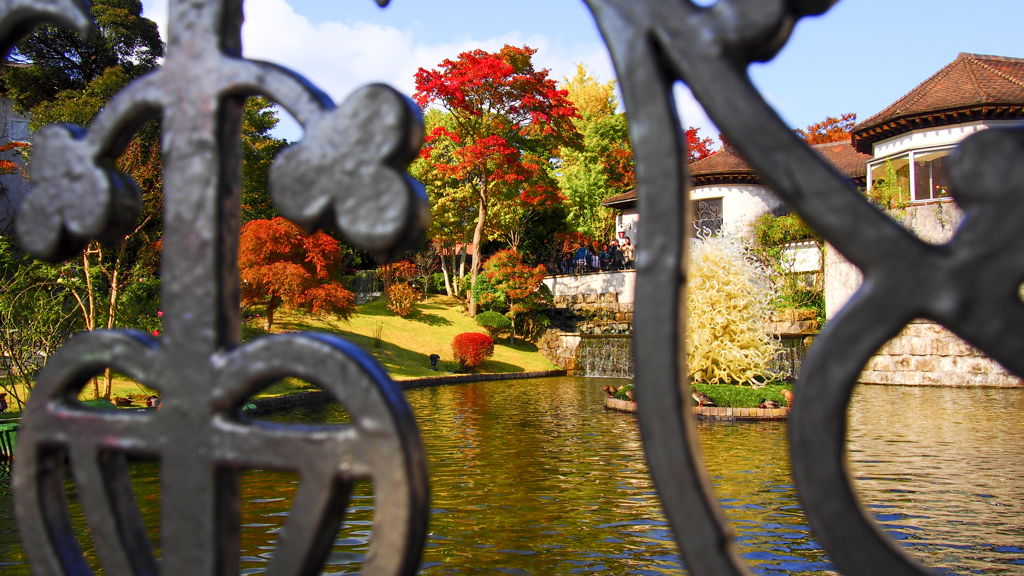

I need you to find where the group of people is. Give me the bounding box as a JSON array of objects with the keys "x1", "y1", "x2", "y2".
[{"x1": 554, "y1": 237, "x2": 635, "y2": 275}]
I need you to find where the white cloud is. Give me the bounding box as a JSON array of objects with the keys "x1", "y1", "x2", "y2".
[{"x1": 143, "y1": 0, "x2": 719, "y2": 144}]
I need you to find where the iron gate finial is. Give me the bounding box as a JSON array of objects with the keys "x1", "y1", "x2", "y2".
[{"x1": 6, "y1": 0, "x2": 430, "y2": 575}]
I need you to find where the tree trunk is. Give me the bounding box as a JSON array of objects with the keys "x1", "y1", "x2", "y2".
[
  {"x1": 80, "y1": 247, "x2": 100, "y2": 399},
  {"x1": 468, "y1": 183, "x2": 487, "y2": 317},
  {"x1": 440, "y1": 254, "x2": 453, "y2": 297},
  {"x1": 101, "y1": 239, "x2": 127, "y2": 400},
  {"x1": 264, "y1": 296, "x2": 281, "y2": 332},
  {"x1": 458, "y1": 246, "x2": 466, "y2": 280}
]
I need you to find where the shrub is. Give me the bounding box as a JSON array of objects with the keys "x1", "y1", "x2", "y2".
[
  {"x1": 427, "y1": 272, "x2": 447, "y2": 294},
  {"x1": 386, "y1": 282, "x2": 419, "y2": 317},
  {"x1": 519, "y1": 310, "x2": 551, "y2": 343},
  {"x1": 475, "y1": 311, "x2": 512, "y2": 338},
  {"x1": 471, "y1": 273, "x2": 505, "y2": 312},
  {"x1": 452, "y1": 332, "x2": 494, "y2": 369},
  {"x1": 691, "y1": 383, "x2": 792, "y2": 408}
]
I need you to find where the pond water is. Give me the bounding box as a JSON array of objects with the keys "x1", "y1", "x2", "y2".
[{"x1": 0, "y1": 377, "x2": 1021, "y2": 574}]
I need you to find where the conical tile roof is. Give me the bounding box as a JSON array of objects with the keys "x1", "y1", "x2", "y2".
[{"x1": 852, "y1": 53, "x2": 1024, "y2": 154}]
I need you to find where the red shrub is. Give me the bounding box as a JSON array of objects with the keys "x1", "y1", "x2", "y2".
[{"x1": 452, "y1": 332, "x2": 494, "y2": 369}]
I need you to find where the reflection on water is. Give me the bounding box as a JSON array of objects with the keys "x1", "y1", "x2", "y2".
[
  {"x1": 848, "y1": 386, "x2": 1024, "y2": 573},
  {"x1": 0, "y1": 379, "x2": 1021, "y2": 575}
]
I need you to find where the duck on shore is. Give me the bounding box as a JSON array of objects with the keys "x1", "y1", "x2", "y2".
[
  {"x1": 691, "y1": 387, "x2": 715, "y2": 407},
  {"x1": 603, "y1": 385, "x2": 617, "y2": 397},
  {"x1": 759, "y1": 399, "x2": 780, "y2": 409}
]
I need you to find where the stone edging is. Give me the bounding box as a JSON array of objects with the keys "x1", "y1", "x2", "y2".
[
  {"x1": 695, "y1": 405, "x2": 788, "y2": 421},
  {"x1": 603, "y1": 397, "x2": 789, "y2": 421},
  {"x1": 248, "y1": 370, "x2": 568, "y2": 414}
]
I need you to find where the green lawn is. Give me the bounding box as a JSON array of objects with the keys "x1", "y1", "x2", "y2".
[
  {"x1": 0, "y1": 296, "x2": 557, "y2": 413},
  {"x1": 274, "y1": 295, "x2": 557, "y2": 381}
]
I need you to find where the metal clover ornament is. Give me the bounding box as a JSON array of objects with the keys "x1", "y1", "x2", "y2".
[
  {"x1": 8, "y1": 0, "x2": 430, "y2": 575},
  {"x1": 16, "y1": 124, "x2": 142, "y2": 261},
  {"x1": 271, "y1": 84, "x2": 429, "y2": 261}
]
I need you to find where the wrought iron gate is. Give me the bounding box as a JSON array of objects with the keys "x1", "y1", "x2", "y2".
[{"x1": 3, "y1": 0, "x2": 1022, "y2": 575}]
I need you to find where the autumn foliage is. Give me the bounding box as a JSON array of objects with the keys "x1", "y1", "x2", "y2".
[
  {"x1": 452, "y1": 332, "x2": 495, "y2": 369},
  {"x1": 239, "y1": 217, "x2": 355, "y2": 331},
  {"x1": 377, "y1": 261, "x2": 419, "y2": 317},
  {"x1": 414, "y1": 45, "x2": 580, "y2": 315},
  {"x1": 385, "y1": 282, "x2": 419, "y2": 318},
  {"x1": 686, "y1": 127, "x2": 715, "y2": 163},
  {"x1": 482, "y1": 249, "x2": 548, "y2": 342},
  {"x1": 795, "y1": 113, "x2": 857, "y2": 145}
]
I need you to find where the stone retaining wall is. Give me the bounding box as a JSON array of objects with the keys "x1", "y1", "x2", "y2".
[
  {"x1": 536, "y1": 330, "x2": 581, "y2": 371},
  {"x1": 859, "y1": 320, "x2": 1021, "y2": 387}
]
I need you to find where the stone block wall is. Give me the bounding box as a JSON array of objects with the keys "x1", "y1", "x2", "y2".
[
  {"x1": 859, "y1": 320, "x2": 1021, "y2": 388},
  {"x1": 537, "y1": 330, "x2": 581, "y2": 371}
]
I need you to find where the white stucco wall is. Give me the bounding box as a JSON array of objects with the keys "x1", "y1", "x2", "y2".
[
  {"x1": 544, "y1": 270, "x2": 636, "y2": 303},
  {"x1": 824, "y1": 200, "x2": 962, "y2": 319},
  {"x1": 868, "y1": 120, "x2": 1016, "y2": 161},
  {"x1": 614, "y1": 208, "x2": 639, "y2": 245},
  {"x1": 782, "y1": 241, "x2": 822, "y2": 273},
  {"x1": 691, "y1": 183, "x2": 784, "y2": 239}
]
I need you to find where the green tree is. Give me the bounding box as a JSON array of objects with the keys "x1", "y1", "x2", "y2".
[
  {"x1": 411, "y1": 109, "x2": 478, "y2": 297},
  {"x1": 4, "y1": 0, "x2": 163, "y2": 110},
  {"x1": 241, "y1": 97, "x2": 289, "y2": 222},
  {"x1": 554, "y1": 64, "x2": 631, "y2": 240},
  {"x1": 0, "y1": 237, "x2": 79, "y2": 411}
]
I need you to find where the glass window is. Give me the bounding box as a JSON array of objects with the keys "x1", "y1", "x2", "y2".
[
  {"x1": 692, "y1": 198, "x2": 722, "y2": 238},
  {"x1": 913, "y1": 149, "x2": 951, "y2": 201},
  {"x1": 868, "y1": 155, "x2": 910, "y2": 203}
]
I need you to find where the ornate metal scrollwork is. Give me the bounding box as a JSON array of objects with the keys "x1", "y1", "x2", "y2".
[
  {"x1": 4, "y1": 0, "x2": 1020, "y2": 575},
  {"x1": 587, "y1": 1, "x2": 1024, "y2": 575},
  {"x1": 5, "y1": 0, "x2": 429, "y2": 575}
]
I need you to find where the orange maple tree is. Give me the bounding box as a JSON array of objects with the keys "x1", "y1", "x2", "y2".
[
  {"x1": 239, "y1": 217, "x2": 355, "y2": 331},
  {"x1": 795, "y1": 113, "x2": 857, "y2": 145}
]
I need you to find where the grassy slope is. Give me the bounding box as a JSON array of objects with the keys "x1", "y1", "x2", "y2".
[
  {"x1": 275, "y1": 295, "x2": 556, "y2": 381},
  {"x1": 0, "y1": 296, "x2": 556, "y2": 414}
]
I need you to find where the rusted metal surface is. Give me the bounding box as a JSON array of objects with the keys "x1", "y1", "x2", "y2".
[{"x1": 3, "y1": 0, "x2": 1020, "y2": 575}]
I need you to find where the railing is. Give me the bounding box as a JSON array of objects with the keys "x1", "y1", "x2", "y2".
[{"x1": 2, "y1": 1, "x2": 1021, "y2": 576}]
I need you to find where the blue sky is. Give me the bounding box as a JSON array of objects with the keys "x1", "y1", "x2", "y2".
[{"x1": 142, "y1": 0, "x2": 1023, "y2": 143}]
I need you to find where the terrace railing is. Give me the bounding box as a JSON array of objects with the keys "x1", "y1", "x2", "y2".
[{"x1": 5, "y1": 1, "x2": 1024, "y2": 576}]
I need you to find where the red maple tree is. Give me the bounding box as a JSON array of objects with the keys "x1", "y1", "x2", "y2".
[
  {"x1": 795, "y1": 113, "x2": 857, "y2": 145},
  {"x1": 414, "y1": 45, "x2": 580, "y2": 316},
  {"x1": 686, "y1": 127, "x2": 714, "y2": 163},
  {"x1": 240, "y1": 217, "x2": 355, "y2": 331}
]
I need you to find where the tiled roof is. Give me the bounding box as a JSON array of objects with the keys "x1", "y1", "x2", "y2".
[
  {"x1": 852, "y1": 53, "x2": 1024, "y2": 154},
  {"x1": 810, "y1": 141, "x2": 869, "y2": 182},
  {"x1": 601, "y1": 141, "x2": 869, "y2": 207},
  {"x1": 601, "y1": 189, "x2": 637, "y2": 207}
]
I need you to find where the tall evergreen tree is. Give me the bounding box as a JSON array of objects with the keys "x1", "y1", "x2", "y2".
[{"x1": 4, "y1": 0, "x2": 163, "y2": 110}]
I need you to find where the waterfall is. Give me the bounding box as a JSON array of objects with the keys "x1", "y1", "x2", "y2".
[{"x1": 576, "y1": 335, "x2": 634, "y2": 378}]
